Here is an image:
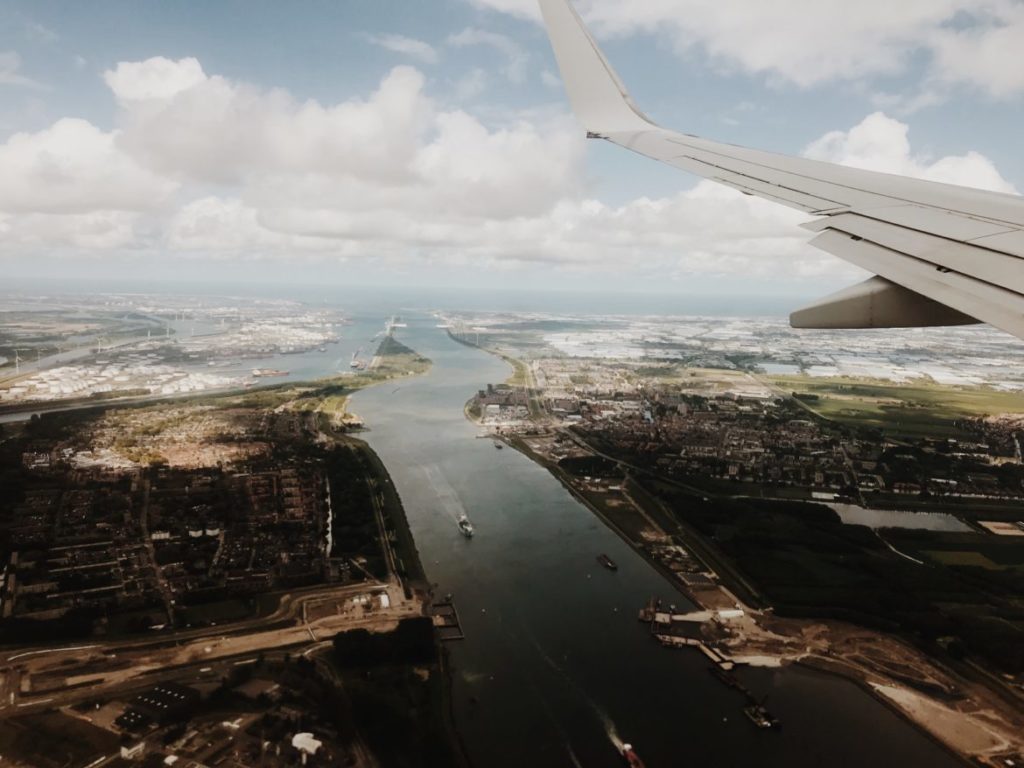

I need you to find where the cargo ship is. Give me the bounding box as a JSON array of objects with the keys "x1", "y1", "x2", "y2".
[
  {"x1": 597, "y1": 554, "x2": 618, "y2": 571},
  {"x1": 621, "y1": 744, "x2": 645, "y2": 768},
  {"x1": 457, "y1": 514, "x2": 475, "y2": 538}
]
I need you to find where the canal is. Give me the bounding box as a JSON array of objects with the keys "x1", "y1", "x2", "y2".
[{"x1": 348, "y1": 314, "x2": 964, "y2": 768}]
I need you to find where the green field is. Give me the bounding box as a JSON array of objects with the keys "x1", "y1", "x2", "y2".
[
  {"x1": 484, "y1": 348, "x2": 528, "y2": 388},
  {"x1": 769, "y1": 375, "x2": 1024, "y2": 437}
]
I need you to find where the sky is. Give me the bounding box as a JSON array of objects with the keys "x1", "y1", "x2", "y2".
[{"x1": 1, "y1": 0, "x2": 1023, "y2": 305}]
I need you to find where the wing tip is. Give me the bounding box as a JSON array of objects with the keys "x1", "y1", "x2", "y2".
[{"x1": 538, "y1": 0, "x2": 654, "y2": 134}]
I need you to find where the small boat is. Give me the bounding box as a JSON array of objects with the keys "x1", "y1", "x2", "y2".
[
  {"x1": 622, "y1": 744, "x2": 646, "y2": 768},
  {"x1": 457, "y1": 514, "x2": 475, "y2": 538},
  {"x1": 744, "y1": 703, "x2": 780, "y2": 730},
  {"x1": 494, "y1": 442, "x2": 504, "y2": 450},
  {"x1": 597, "y1": 554, "x2": 618, "y2": 571}
]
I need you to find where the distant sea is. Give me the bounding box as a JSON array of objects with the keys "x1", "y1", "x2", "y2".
[{"x1": 2, "y1": 277, "x2": 805, "y2": 318}]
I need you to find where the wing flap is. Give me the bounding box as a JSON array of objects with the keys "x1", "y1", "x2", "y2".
[
  {"x1": 808, "y1": 213, "x2": 1024, "y2": 296},
  {"x1": 854, "y1": 204, "x2": 1017, "y2": 242},
  {"x1": 971, "y1": 229, "x2": 1024, "y2": 259}
]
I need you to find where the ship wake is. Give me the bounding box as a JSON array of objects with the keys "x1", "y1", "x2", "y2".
[
  {"x1": 420, "y1": 463, "x2": 468, "y2": 522},
  {"x1": 525, "y1": 634, "x2": 626, "y2": 756}
]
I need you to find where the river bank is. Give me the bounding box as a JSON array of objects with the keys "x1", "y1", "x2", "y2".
[{"x1": 472, "y1": 389, "x2": 1023, "y2": 765}]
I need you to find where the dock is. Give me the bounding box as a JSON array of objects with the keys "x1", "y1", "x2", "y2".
[
  {"x1": 639, "y1": 597, "x2": 780, "y2": 730},
  {"x1": 431, "y1": 600, "x2": 466, "y2": 641}
]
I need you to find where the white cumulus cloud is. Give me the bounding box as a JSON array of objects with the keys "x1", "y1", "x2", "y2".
[
  {"x1": 0, "y1": 118, "x2": 177, "y2": 214},
  {"x1": 466, "y1": 0, "x2": 1024, "y2": 99},
  {"x1": 0, "y1": 54, "x2": 1016, "y2": 291},
  {"x1": 805, "y1": 111, "x2": 1018, "y2": 193},
  {"x1": 107, "y1": 58, "x2": 431, "y2": 186},
  {"x1": 104, "y1": 56, "x2": 206, "y2": 101}
]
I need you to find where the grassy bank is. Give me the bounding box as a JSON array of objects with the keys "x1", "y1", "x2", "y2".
[{"x1": 350, "y1": 437, "x2": 429, "y2": 589}]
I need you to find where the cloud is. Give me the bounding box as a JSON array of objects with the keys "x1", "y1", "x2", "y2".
[
  {"x1": 463, "y1": 0, "x2": 540, "y2": 21},
  {"x1": 0, "y1": 51, "x2": 42, "y2": 88},
  {"x1": 448, "y1": 27, "x2": 530, "y2": 83},
  {"x1": 0, "y1": 211, "x2": 143, "y2": 253},
  {"x1": 465, "y1": 0, "x2": 1024, "y2": 99},
  {"x1": 367, "y1": 34, "x2": 439, "y2": 64},
  {"x1": 165, "y1": 196, "x2": 326, "y2": 256},
  {"x1": 927, "y1": 5, "x2": 1024, "y2": 99},
  {"x1": 0, "y1": 118, "x2": 177, "y2": 214},
  {"x1": 24, "y1": 21, "x2": 59, "y2": 44},
  {"x1": 104, "y1": 57, "x2": 207, "y2": 101},
  {"x1": 805, "y1": 111, "x2": 1018, "y2": 193},
  {"x1": 0, "y1": 54, "x2": 1014, "y2": 290},
  {"x1": 454, "y1": 68, "x2": 488, "y2": 100},
  {"x1": 540, "y1": 70, "x2": 562, "y2": 89},
  {"x1": 99, "y1": 57, "x2": 585, "y2": 258},
  {"x1": 105, "y1": 58, "x2": 432, "y2": 185}
]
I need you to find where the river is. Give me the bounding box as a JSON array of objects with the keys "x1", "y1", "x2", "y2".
[{"x1": 348, "y1": 314, "x2": 963, "y2": 768}]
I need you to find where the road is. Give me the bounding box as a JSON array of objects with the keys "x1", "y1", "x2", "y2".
[
  {"x1": 138, "y1": 476, "x2": 177, "y2": 624},
  {"x1": 0, "y1": 579, "x2": 422, "y2": 717}
]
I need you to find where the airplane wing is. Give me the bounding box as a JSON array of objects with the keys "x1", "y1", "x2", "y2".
[{"x1": 538, "y1": 0, "x2": 1024, "y2": 339}]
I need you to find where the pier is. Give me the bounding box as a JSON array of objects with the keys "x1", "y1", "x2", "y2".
[
  {"x1": 431, "y1": 600, "x2": 466, "y2": 641},
  {"x1": 639, "y1": 597, "x2": 780, "y2": 729}
]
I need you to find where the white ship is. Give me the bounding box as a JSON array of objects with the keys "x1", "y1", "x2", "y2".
[{"x1": 457, "y1": 514, "x2": 474, "y2": 538}]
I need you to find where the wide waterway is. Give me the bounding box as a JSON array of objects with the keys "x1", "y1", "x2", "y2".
[{"x1": 348, "y1": 314, "x2": 964, "y2": 768}]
